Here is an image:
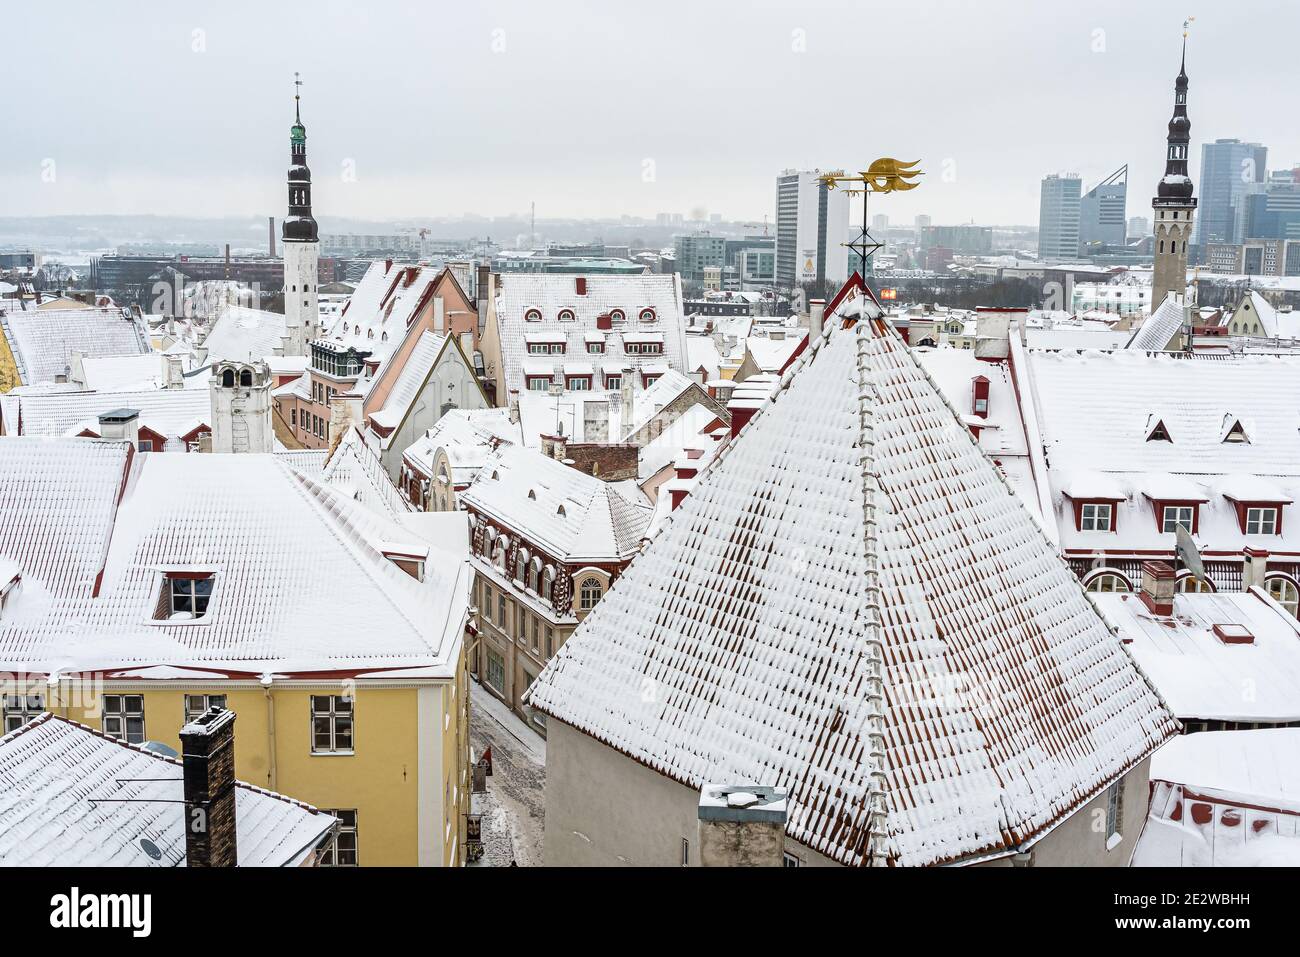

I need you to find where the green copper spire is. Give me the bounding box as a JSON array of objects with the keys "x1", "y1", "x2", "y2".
[{"x1": 291, "y1": 72, "x2": 305, "y2": 143}]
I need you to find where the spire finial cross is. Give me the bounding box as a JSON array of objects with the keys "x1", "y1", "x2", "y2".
[{"x1": 294, "y1": 72, "x2": 302, "y2": 121}]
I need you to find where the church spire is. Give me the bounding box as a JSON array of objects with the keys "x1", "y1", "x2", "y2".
[
  {"x1": 283, "y1": 73, "x2": 317, "y2": 243},
  {"x1": 1157, "y1": 31, "x2": 1194, "y2": 201},
  {"x1": 1150, "y1": 29, "x2": 1198, "y2": 312}
]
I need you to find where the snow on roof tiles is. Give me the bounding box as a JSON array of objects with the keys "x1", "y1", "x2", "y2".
[
  {"x1": 0, "y1": 713, "x2": 335, "y2": 866},
  {"x1": 1125, "y1": 293, "x2": 1186, "y2": 351},
  {"x1": 525, "y1": 280, "x2": 1177, "y2": 867},
  {"x1": 2, "y1": 387, "x2": 211, "y2": 440},
  {"x1": 324, "y1": 262, "x2": 440, "y2": 366},
  {"x1": 321, "y1": 425, "x2": 414, "y2": 517},
  {"x1": 368, "y1": 330, "x2": 448, "y2": 432},
  {"x1": 495, "y1": 274, "x2": 689, "y2": 392},
  {"x1": 0, "y1": 307, "x2": 150, "y2": 386},
  {"x1": 460, "y1": 444, "x2": 651, "y2": 562},
  {"x1": 0, "y1": 439, "x2": 466, "y2": 676},
  {"x1": 203, "y1": 305, "x2": 288, "y2": 363}
]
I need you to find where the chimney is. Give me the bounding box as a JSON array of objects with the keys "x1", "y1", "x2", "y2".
[
  {"x1": 1243, "y1": 547, "x2": 1270, "y2": 590},
  {"x1": 163, "y1": 354, "x2": 185, "y2": 390},
  {"x1": 575, "y1": 276, "x2": 587, "y2": 296},
  {"x1": 508, "y1": 390, "x2": 520, "y2": 425},
  {"x1": 1138, "y1": 561, "x2": 1175, "y2": 616},
  {"x1": 180, "y1": 707, "x2": 239, "y2": 868},
  {"x1": 620, "y1": 370, "x2": 635, "y2": 433},
  {"x1": 268, "y1": 216, "x2": 276, "y2": 258},
  {"x1": 552, "y1": 434, "x2": 567, "y2": 462},
  {"x1": 697, "y1": 784, "x2": 788, "y2": 867},
  {"x1": 476, "y1": 263, "x2": 491, "y2": 315},
  {"x1": 809, "y1": 298, "x2": 826, "y2": 340},
  {"x1": 974, "y1": 307, "x2": 1018, "y2": 361},
  {"x1": 97, "y1": 408, "x2": 140, "y2": 448}
]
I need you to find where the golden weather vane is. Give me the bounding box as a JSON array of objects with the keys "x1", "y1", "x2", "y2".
[{"x1": 820, "y1": 158, "x2": 925, "y2": 276}]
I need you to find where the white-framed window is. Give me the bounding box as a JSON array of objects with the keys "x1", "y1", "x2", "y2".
[
  {"x1": 485, "y1": 648, "x2": 506, "y2": 693},
  {"x1": 1080, "y1": 503, "x2": 1113, "y2": 532},
  {"x1": 103, "y1": 694, "x2": 145, "y2": 743},
  {"x1": 643, "y1": 374, "x2": 660, "y2": 387},
  {"x1": 524, "y1": 308, "x2": 542, "y2": 322},
  {"x1": 639, "y1": 308, "x2": 656, "y2": 322},
  {"x1": 317, "y1": 809, "x2": 358, "y2": 866},
  {"x1": 2, "y1": 693, "x2": 44, "y2": 733},
  {"x1": 608, "y1": 309, "x2": 626, "y2": 325},
  {"x1": 526, "y1": 377, "x2": 551, "y2": 391},
  {"x1": 1162, "y1": 505, "x2": 1194, "y2": 534},
  {"x1": 184, "y1": 693, "x2": 227, "y2": 722},
  {"x1": 605, "y1": 375, "x2": 622, "y2": 391},
  {"x1": 557, "y1": 308, "x2": 576, "y2": 322},
  {"x1": 154, "y1": 572, "x2": 215, "y2": 621},
  {"x1": 1105, "y1": 780, "x2": 1124, "y2": 848},
  {"x1": 1266, "y1": 576, "x2": 1299, "y2": 618},
  {"x1": 1085, "y1": 573, "x2": 1130, "y2": 594},
  {"x1": 311, "y1": 695, "x2": 354, "y2": 754},
  {"x1": 1246, "y1": 507, "x2": 1278, "y2": 535},
  {"x1": 566, "y1": 377, "x2": 591, "y2": 391},
  {"x1": 587, "y1": 342, "x2": 605, "y2": 354},
  {"x1": 579, "y1": 577, "x2": 603, "y2": 611},
  {"x1": 783, "y1": 851, "x2": 803, "y2": 867},
  {"x1": 545, "y1": 625, "x2": 554, "y2": 658},
  {"x1": 1175, "y1": 575, "x2": 1213, "y2": 594},
  {"x1": 681, "y1": 838, "x2": 690, "y2": 867}
]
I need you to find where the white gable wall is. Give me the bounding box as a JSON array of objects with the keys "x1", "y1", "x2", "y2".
[{"x1": 379, "y1": 344, "x2": 488, "y2": 480}]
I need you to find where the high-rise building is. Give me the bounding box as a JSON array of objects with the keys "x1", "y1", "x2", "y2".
[
  {"x1": 1151, "y1": 40, "x2": 1197, "y2": 309},
  {"x1": 1193, "y1": 138, "x2": 1268, "y2": 255},
  {"x1": 774, "y1": 169, "x2": 849, "y2": 289},
  {"x1": 1244, "y1": 169, "x2": 1300, "y2": 241},
  {"x1": 673, "y1": 233, "x2": 727, "y2": 282},
  {"x1": 1127, "y1": 215, "x2": 1150, "y2": 241},
  {"x1": 1078, "y1": 165, "x2": 1128, "y2": 252},
  {"x1": 871, "y1": 214, "x2": 890, "y2": 233},
  {"x1": 282, "y1": 81, "x2": 320, "y2": 358},
  {"x1": 1038, "y1": 174, "x2": 1082, "y2": 261}
]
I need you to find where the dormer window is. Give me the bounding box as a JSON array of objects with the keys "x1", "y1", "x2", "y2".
[
  {"x1": 154, "y1": 571, "x2": 215, "y2": 622},
  {"x1": 1222, "y1": 418, "x2": 1250, "y2": 443},
  {"x1": 558, "y1": 309, "x2": 576, "y2": 322},
  {"x1": 609, "y1": 309, "x2": 626, "y2": 325},
  {"x1": 1080, "y1": 503, "x2": 1113, "y2": 532},
  {"x1": 639, "y1": 308, "x2": 656, "y2": 323},
  {"x1": 381, "y1": 543, "x2": 428, "y2": 582},
  {"x1": 1161, "y1": 505, "x2": 1195, "y2": 533},
  {"x1": 1146, "y1": 419, "x2": 1172, "y2": 442},
  {"x1": 1246, "y1": 507, "x2": 1278, "y2": 535},
  {"x1": 587, "y1": 341, "x2": 605, "y2": 354},
  {"x1": 524, "y1": 308, "x2": 542, "y2": 322},
  {"x1": 971, "y1": 376, "x2": 990, "y2": 419}
]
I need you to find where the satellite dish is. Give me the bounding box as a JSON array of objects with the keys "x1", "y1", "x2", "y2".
[{"x1": 140, "y1": 838, "x2": 163, "y2": 861}]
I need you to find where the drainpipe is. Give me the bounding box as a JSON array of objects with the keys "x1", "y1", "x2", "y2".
[{"x1": 262, "y1": 674, "x2": 278, "y2": 791}]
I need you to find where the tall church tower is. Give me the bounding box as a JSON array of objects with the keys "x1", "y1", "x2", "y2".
[
  {"x1": 1151, "y1": 38, "x2": 1197, "y2": 309},
  {"x1": 282, "y1": 75, "x2": 319, "y2": 357}
]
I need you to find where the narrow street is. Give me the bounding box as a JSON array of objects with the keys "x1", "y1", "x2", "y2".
[{"x1": 468, "y1": 682, "x2": 546, "y2": 867}]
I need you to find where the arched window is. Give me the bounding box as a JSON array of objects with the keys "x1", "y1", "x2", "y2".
[
  {"x1": 1084, "y1": 572, "x2": 1131, "y2": 594},
  {"x1": 609, "y1": 309, "x2": 626, "y2": 324},
  {"x1": 579, "y1": 576, "x2": 603, "y2": 611},
  {"x1": 1175, "y1": 574, "x2": 1214, "y2": 593},
  {"x1": 558, "y1": 308, "x2": 575, "y2": 322},
  {"x1": 239, "y1": 369, "x2": 253, "y2": 387},
  {"x1": 1266, "y1": 576, "x2": 1300, "y2": 618},
  {"x1": 541, "y1": 566, "x2": 556, "y2": 604},
  {"x1": 524, "y1": 308, "x2": 542, "y2": 322},
  {"x1": 515, "y1": 548, "x2": 529, "y2": 584},
  {"x1": 527, "y1": 557, "x2": 541, "y2": 594},
  {"x1": 221, "y1": 368, "x2": 235, "y2": 388},
  {"x1": 639, "y1": 308, "x2": 656, "y2": 323}
]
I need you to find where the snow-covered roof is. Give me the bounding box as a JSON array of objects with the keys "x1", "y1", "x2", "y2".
[
  {"x1": 0, "y1": 438, "x2": 468, "y2": 676},
  {"x1": 494, "y1": 274, "x2": 689, "y2": 392},
  {"x1": 685, "y1": 334, "x2": 723, "y2": 380},
  {"x1": 741, "y1": 333, "x2": 805, "y2": 373},
  {"x1": 402, "y1": 408, "x2": 519, "y2": 486},
  {"x1": 1, "y1": 387, "x2": 211, "y2": 443},
  {"x1": 1022, "y1": 348, "x2": 1300, "y2": 555},
  {"x1": 512, "y1": 369, "x2": 706, "y2": 447},
  {"x1": 1125, "y1": 293, "x2": 1187, "y2": 351},
  {"x1": 1133, "y1": 729, "x2": 1300, "y2": 867},
  {"x1": 79, "y1": 352, "x2": 204, "y2": 392},
  {"x1": 321, "y1": 425, "x2": 414, "y2": 518},
  {"x1": 323, "y1": 262, "x2": 441, "y2": 367},
  {"x1": 367, "y1": 330, "x2": 449, "y2": 434},
  {"x1": 203, "y1": 305, "x2": 289, "y2": 363},
  {"x1": 0, "y1": 306, "x2": 151, "y2": 386},
  {"x1": 460, "y1": 444, "x2": 651, "y2": 563},
  {"x1": 1096, "y1": 589, "x2": 1300, "y2": 723},
  {"x1": 0, "y1": 713, "x2": 335, "y2": 866},
  {"x1": 525, "y1": 276, "x2": 1177, "y2": 867}
]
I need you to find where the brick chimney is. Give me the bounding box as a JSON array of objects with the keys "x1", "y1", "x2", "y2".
[
  {"x1": 180, "y1": 707, "x2": 238, "y2": 868},
  {"x1": 575, "y1": 276, "x2": 587, "y2": 296},
  {"x1": 1139, "y1": 561, "x2": 1175, "y2": 616},
  {"x1": 697, "y1": 784, "x2": 788, "y2": 867}
]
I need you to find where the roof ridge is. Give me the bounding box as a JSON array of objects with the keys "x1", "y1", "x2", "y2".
[{"x1": 853, "y1": 320, "x2": 891, "y2": 867}]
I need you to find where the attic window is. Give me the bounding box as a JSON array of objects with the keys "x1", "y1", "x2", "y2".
[
  {"x1": 154, "y1": 572, "x2": 215, "y2": 622},
  {"x1": 558, "y1": 309, "x2": 576, "y2": 322},
  {"x1": 639, "y1": 308, "x2": 656, "y2": 323},
  {"x1": 381, "y1": 544, "x2": 428, "y2": 582},
  {"x1": 1223, "y1": 420, "x2": 1250, "y2": 444},
  {"x1": 525, "y1": 309, "x2": 542, "y2": 322},
  {"x1": 556, "y1": 504, "x2": 566, "y2": 517},
  {"x1": 527, "y1": 489, "x2": 537, "y2": 500},
  {"x1": 1146, "y1": 419, "x2": 1172, "y2": 442},
  {"x1": 609, "y1": 309, "x2": 626, "y2": 325},
  {"x1": 490, "y1": 470, "x2": 500, "y2": 481}
]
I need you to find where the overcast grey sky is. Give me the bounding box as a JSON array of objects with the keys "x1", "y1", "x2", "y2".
[{"x1": 3, "y1": 0, "x2": 1296, "y2": 227}]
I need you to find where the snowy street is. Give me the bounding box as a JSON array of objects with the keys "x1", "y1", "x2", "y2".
[{"x1": 468, "y1": 681, "x2": 546, "y2": 867}]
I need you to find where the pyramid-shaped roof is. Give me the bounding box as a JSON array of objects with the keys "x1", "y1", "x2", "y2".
[{"x1": 526, "y1": 275, "x2": 1177, "y2": 867}]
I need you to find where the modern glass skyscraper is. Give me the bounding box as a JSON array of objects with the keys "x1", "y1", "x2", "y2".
[
  {"x1": 1078, "y1": 166, "x2": 1128, "y2": 252},
  {"x1": 1038, "y1": 174, "x2": 1082, "y2": 261},
  {"x1": 1194, "y1": 138, "x2": 1269, "y2": 254}
]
